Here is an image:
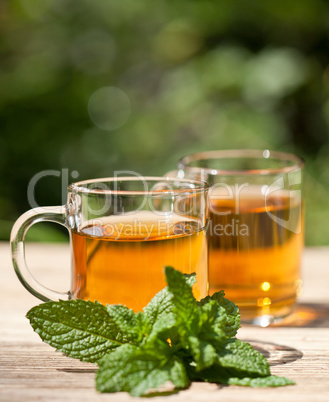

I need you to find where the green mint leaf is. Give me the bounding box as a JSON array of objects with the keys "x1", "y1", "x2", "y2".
[
  {"x1": 26, "y1": 300, "x2": 128, "y2": 362},
  {"x1": 165, "y1": 266, "x2": 199, "y2": 335},
  {"x1": 216, "y1": 339, "x2": 270, "y2": 377},
  {"x1": 143, "y1": 286, "x2": 175, "y2": 341},
  {"x1": 199, "y1": 291, "x2": 240, "y2": 338},
  {"x1": 192, "y1": 339, "x2": 271, "y2": 383},
  {"x1": 96, "y1": 343, "x2": 190, "y2": 396},
  {"x1": 143, "y1": 271, "x2": 196, "y2": 327},
  {"x1": 183, "y1": 272, "x2": 197, "y2": 287},
  {"x1": 198, "y1": 300, "x2": 228, "y2": 347},
  {"x1": 187, "y1": 336, "x2": 218, "y2": 370},
  {"x1": 146, "y1": 313, "x2": 177, "y2": 345},
  {"x1": 143, "y1": 286, "x2": 173, "y2": 325},
  {"x1": 184, "y1": 301, "x2": 229, "y2": 370},
  {"x1": 165, "y1": 267, "x2": 228, "y2": 371},
  {"x1": 106, "y1": 304, "x2": 151, "y2": 344},
  {"x1": 143, "y1": 270, "x2": 196, "y2": 343},
  {"x1": 227, "y1": 375, "x2": 295, "y2": 387}
]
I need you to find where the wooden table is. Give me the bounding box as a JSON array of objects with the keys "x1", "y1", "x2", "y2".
[{"x1": 1, "y1": 243, "x2": 329, "y2": 401}]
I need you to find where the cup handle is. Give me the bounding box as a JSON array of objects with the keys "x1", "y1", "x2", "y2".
[{"x1": 10, "y1": 206, "x2": 70, "y2": 302}]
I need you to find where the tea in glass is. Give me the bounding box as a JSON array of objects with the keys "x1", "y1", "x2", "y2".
[
  {"x1": 11, "y1": 177, "x2": 209, "y2": 308},
  {"x1": 72, "y1": 212, "x2": 207, "y2": 310},
  {"x1": 177, "y1": 150, "x2": 304, "y2": 325},
  {"x1": 209, "y1": 185, "x2": 303, "y2": 322}
]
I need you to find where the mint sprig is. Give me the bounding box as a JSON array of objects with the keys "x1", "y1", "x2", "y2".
[{"x1": 26, "y1": 267, "x2": 295, "y2": 396}]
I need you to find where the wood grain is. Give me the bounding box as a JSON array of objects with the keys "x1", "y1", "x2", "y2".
[{"x1": 1, "y1": 243, "x2": 329, "y2": 401}]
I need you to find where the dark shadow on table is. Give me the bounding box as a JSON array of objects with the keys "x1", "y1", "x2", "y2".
[
  {"x1": 239, "y1": 303, "x2": 329, "y2": 366},
  {"x1": 241, "y1": 340, "x2": 303, "y2": 366}
]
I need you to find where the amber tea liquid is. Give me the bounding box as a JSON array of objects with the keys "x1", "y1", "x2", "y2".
[
  {"x1": 71, "y1": 212, "x2": 207, "y2": 311},
  {"x1": 209, "y1": 186, "x2": 303, "y2": 321}
]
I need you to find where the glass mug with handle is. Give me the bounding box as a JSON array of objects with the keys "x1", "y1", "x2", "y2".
[
  {"x1": 174, "y1": 150, "x2": 304, "y2": 326},
  {"x1": 10, "y1": 176, "x2": 209, "y2": 311}
]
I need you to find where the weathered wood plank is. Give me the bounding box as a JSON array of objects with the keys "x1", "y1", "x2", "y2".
[{"x1": 1, "y1": 243, "x2": 329, "y2": 401}]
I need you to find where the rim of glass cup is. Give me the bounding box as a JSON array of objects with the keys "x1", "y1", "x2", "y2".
[
  {"x1": 178, "y1": 149, "x2": 304, "y2": 176},
  {"x1": 68, "y1": 176, "x2": 210, "y2": 195}
]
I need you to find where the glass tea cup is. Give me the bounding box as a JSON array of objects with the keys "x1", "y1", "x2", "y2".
[
  {"x1": 10, "y1": 176, "x2": 209, "y2": 311},
  {"x1": 175, "y1": 150, "x2": 304, "y2": 326}
]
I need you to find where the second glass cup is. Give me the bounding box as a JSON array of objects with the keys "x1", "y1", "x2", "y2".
[{"x1": 176, "y1": 150, "x2": 304, "y2": 326}]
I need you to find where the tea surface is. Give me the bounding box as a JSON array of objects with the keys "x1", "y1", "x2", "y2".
[{"x1": 72, "y1": 211, "x2": 207, "y2": 311}]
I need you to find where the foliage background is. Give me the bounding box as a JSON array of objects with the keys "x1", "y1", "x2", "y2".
[{"x1": 1, "y1": 0, "x2": 329, "y2": 245}]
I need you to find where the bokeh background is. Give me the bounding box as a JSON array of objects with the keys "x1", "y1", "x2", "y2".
[{"x1": 1, "y1": 0, "x2": 329, "y2": 245}]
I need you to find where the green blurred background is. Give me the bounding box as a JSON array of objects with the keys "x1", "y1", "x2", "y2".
[{"x1": 1, "y1": 0, "x2": 329, "y2": 245}]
